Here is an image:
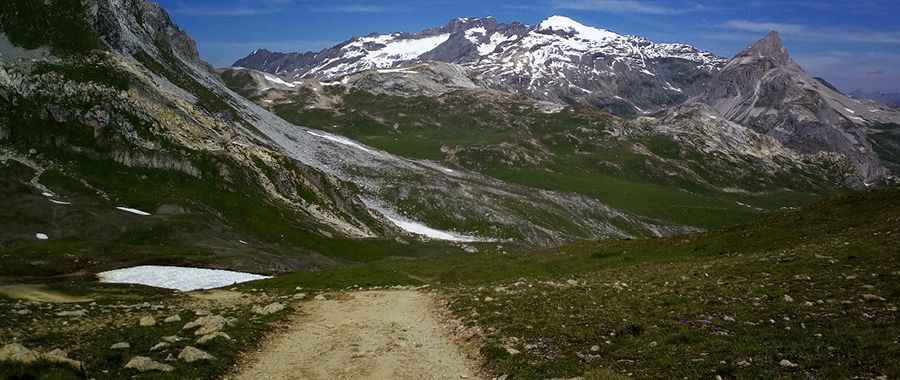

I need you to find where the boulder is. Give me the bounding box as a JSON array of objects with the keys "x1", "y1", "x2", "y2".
[
  {"x1": 125, "y1": 356, "x2": 174, "y2": 372},
  {"x1": 197, "y1": 332, "x2": 232, "y2": 345},
  {"x1": 0, "y1": 343, "x2": 39, "y2": 364},
  {"x1": 178, "y1": 346, "x2": 214, "y2": 363},
  {"x1": 183, "y1": 315, "x2": 228, "y2": 336},
  {"x1": 139, "y1": 316, "x2": 157, "y2": 327},
  {"x1": 252, "y1": 302, "x2": 285, "y2": 315}
]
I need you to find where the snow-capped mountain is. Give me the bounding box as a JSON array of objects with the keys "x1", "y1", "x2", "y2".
[{"x1": 234, "y1": 16, "x2": 725, "y2": 115}]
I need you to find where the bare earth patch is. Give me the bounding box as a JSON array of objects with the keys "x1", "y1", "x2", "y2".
[
  {"x1": 229, "y1": 290, "x2": 483, "y2": 380},
  {"x1": 0, "y1": 284, "x2": 93, "y2": 303}
]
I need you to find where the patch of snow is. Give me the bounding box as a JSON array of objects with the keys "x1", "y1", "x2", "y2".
[
  {"x1": 377, "y1": 67, "x2": 420, "y2": 74},
  {"x1": 263, "y1": 74, "x2": 296, "y2": 88},
  {"x1": 537, "y1": 16, "x2": 620, "y2": 42},
  {"x1": 366, "y1": 201, "x2": 486, "y2": 242},
  {"x1": 640, "y1": 69, "x2": 656, "y2": 77},
  {"x1": 49, "y1": 199, "x2": 71, "y2": 205},
  {"x1": 41, "y1": 192, "x2": 54, "y2": 197},
  {"x1": 306, "y1": 130, "x2": 379, "y2": 155},
  {"x1": 116, "y1": 207, "x2": 152, "y2": 216},
  {"x1": 98, "y1": 265, "x2": 271, "y2": 292},
  {"x1": 844, "y1": 107, "x2": 856, "y2": 114},
  {"x1": 35, "y1": 233, "x2": 49, "y2": 240},
  {"x1": 663, "y1": 81, "x2": 683, "y2": 93}
]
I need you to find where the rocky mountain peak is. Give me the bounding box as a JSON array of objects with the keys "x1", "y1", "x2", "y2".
[{"x1": 735, "y1": 30, "x2": 793, "y2": 67}]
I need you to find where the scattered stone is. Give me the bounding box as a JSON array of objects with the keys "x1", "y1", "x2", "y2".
[
  {"x1": 56, "y1": 310, "x2": 87, "y2": 318},
  {"x1": 314, "y1": 294, "x2": 327, "y2": 301},
  {"x1": 649, "y1": 341, "x2": 658, "y2": 348},
  {"x1": 737, "y1": 360, "x2": 750, "y2": 367},
  {"x1": 183, "y1": 315, "x2": 228, "y2": 336},
  {"x1": 252, "y1": 302, "x2": 285, "y2": 316},
  {"x1": 504, "y1": 346, "x2": 520, "y2": 355},
  {"x1": 862, "y1": 294, "x2": 887, "y2": 302},
  {"x1": 139, "y1": 316, "x2": 156, "y2": 327},
  {"x1": 194, "y1": 309, "x2": 210, "y2": 316},
  {"x1": 293, "y1": 293, "x2": 307, "y2": 300},
  {"x1": 783, "y1": 295, "x2": 795, "y2": 303},
  {"x1": 779, "y1": 359, "x2": 799, "y2": 368},
  {"x1": 178, "y1": 346, "x2": 214, "y2": 363},
  {"x1": 197, "y1": 332, "x2": 232, "y2": 345},
  {"x1": 590, "y1": 345, "x2": 600, "y2": 352},
  {"x1": 164, "y1": 314, "x2": 182, "y2": 323},
  {"x1": 43, "y1": 349, "x2": 83, "y2": 368},
  {"x1": 150, "y1": 342, "x2": 169, "y2": 351},
  {"x1": 0, "y1": 343, "x2": 39, "y2": 364},
  {"x1": 723, "y1": 315, "x2": 736, "y2": 322},
  {"x1": 161, "y1": 336, "x2": 182, "y2": 343},
  {"x1": 110, "y1": 342, "x2": 131, "y2": 350},
  {"x1": 125, "y1": 356, "x2": 174, "y2": 372},
  {"x1": 566, "y1": 279, "x2": 579, "y2": 286}
]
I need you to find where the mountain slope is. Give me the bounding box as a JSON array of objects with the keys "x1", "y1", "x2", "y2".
[
  {"x1": 700, "y1": 32, "x2": 900, "y2": 184},
  {"x1": 1, "y1": 0, "x2": 694, "y2": 285}
]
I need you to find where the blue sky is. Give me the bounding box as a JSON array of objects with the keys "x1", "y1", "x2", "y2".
[{"x1": 157, "y1": 0, "x2": 900, "y2": 92}]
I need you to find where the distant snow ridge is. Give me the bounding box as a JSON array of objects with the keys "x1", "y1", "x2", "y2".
[{"x1": 97, "y1": 265, "x2": 271, "y2": 291}]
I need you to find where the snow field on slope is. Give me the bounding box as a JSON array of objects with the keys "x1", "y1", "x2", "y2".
[{"x1": 97, "y1": 265, "x2": 271, "y2": 291}]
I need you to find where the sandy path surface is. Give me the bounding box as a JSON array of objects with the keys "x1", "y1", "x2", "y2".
[{"x1": 230, "y1": 290, "x2": 482, "y2": 380}]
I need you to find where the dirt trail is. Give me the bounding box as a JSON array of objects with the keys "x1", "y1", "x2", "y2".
[{"x1": 230, "y1": 290, "x2": 482, "y2": 380}]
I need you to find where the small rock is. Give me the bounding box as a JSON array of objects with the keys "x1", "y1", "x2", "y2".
[
  {"x1": 252, "y1": 302, "x2": 285, "y2": 316},
  {"x1": 0, "y1": 343, "x2": 39, "y2": 364},
  {"x1": 861, "y1": 294, "x2": 886, "y2": 302},
  {"x1": 161, "y1": 335, "x2": 182, "y2": 343},
  {"x1": 783, "y1": 295, "x2": 795, "y2": 303},
  {"x1": 125, "y1": 356, "x2": 174, "y2": 372},
  {"x1": 649, "y1": 341, "x2": 658, "y2": 347},
  {"x1": 43, "y1": 349, "x2": 83, "y2": 368},
  {"x1": 504, "y1": 346, "x2": 520, "y2": 355},
  {"x1": 110, "y1": 342, "x2": 131, "y2": 350},
  {"x1": 197, "y1": 332, "x2": 232, "y2": 345},
  {"x1": 56, "y1": 310, "x2": 87, "y2": 318},
  {"x1": 779, "y1": 359, "x2": 799, "y2": 368},
  {"x1": 737, "y1": 360, "x2": 750, "y2": 367},
  {"x1": 314, "y1": 294, "x2": 327, "y2": 301},
  {"x1": 566, "y1": 279, "x2": 579, "y2": 286},
  {"x1": 723, "y1": 315, "x2": 736, "y2": 322},
  {"x1": 139, "y1": 316, "x2": 156, "y2": 327},
  {"x1": 150, "y1": 342, "x2": 169, "y2": 351},
  {"x1": 183, "y1": 315, "x2": 228, "y2": 335},
  {"x1": 590, "y1": 345, "x2": 600, "y2": 352},
  {"x1": 178, "y1": 346, "x2": 215, "y2": 363},
  {"x1": 163, "y1": 314, "x2": 182, "y2": 323},
  {"x1": 293, "y1": 293, "x2": 307, "y2": 300}
]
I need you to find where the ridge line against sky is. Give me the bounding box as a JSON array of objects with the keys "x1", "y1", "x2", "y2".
[{"x1": 157, "y1": 0, "x2": 900, "y2": 93}]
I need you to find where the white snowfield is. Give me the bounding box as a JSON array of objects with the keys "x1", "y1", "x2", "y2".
[
  {"x1": 116, "y1": 207, "x2": 152, "y2": 216},
  {"x1": 97, "y1": 265, "x2": 271, "y2": 292},
  {"x1": 306, "y1": 130, "x2": 380, "y2": 155}
]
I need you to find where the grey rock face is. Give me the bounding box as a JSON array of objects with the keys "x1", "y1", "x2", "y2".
[{"x1": 700, "y1": 31, "x2": 900, "y2": 184}]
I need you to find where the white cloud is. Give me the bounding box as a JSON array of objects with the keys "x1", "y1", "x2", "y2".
[
  {"x1": 552, "y1": 0, "x2": 696, "y2": 15},
  {"x1": 721, "y1": 20, "x2": 900, "y2": 44}
]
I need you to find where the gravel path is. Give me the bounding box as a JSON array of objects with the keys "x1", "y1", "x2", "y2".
[{"x1": 230, "y1": 290, "x2": 482, "y2": 380}]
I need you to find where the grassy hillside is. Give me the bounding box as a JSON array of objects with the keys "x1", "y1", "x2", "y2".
[
  {"x1": 262, "y1": 88, "x2": 834, "y2": 229},
  {"x1": 256, "y1": 188, "x2": 900, "y2": 379}
]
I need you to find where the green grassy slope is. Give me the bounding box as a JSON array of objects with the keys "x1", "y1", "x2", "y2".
[
  {"x1": 256, "y1": 188, "x2": 900, "y2": 379},
  {"x1": 264, "y1": 88, "x2": 833, "y2": 229}
]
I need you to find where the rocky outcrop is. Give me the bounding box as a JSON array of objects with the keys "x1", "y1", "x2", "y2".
[{"x1": 700, "y1": 31, "x2": 900, "y2": 184}]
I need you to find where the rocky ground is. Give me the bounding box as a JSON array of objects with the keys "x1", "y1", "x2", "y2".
[{"x1": 0, "y1": 284, "x2": 297, "y2": 379}]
